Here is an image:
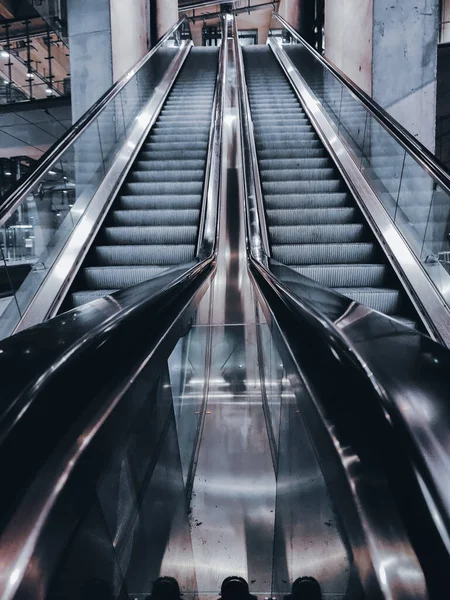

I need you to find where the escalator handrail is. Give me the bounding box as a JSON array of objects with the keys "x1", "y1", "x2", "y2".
[
  {"x1": 197, "y1": 16, "x2": 226, "y2": 259},
  {"x1": 0, "y1": 28, "x2": 226, "y2": 452},
  {"x1": 0, "y1": 16, "x2": 189, "y2": 228},
  {"x1": 0, "y1": 257, "x2": 215, "y2": 600},
  {"x1": 273, "y1": 12, "x2": 450, "y2": 196},
  {"x1": 234, "y1": 19, "x2": 450, "y2": 595},
  {"x1": 232, "y1": 18, "x2": 270, "y2": 262}
]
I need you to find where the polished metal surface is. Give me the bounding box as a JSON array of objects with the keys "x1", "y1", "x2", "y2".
[
  {"x1": 233, "y1": 19, "x2": 270, "y2": 264},
  {"x1": 190, "y1": 22, "x2": 276, "y2": 594},
  {"x1": 273, "y1": 12, "x2": 450, "y2": 199},
  {"x1": 196, "y1": 28, "x2": 226, "y2": 260},
  {"x1": 11, "y1": 43, "x2": 192, "y2": 334},
  {"x1": 250, "y1": 260, "x2": 431, "y2": 600},
  {"x1": 268, "y1": 38, "x2": 450, "y2": 347},
  {"x1": 0, "y1": 17, "x2": 190, "y2": 228},
  {"x1": 0, "y1": 264, "x2": 214, "y2": 600}
]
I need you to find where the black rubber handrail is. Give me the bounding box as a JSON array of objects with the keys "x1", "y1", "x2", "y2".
[
  {"x1": 0, "y1": 16, "x2": 188, "y2": 227},
  {"x1": 274, "y1": 12, "x2": 450, "y2": 196}
]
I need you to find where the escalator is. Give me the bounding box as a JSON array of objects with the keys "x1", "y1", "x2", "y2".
[
  {"x1": 1, "y1": 13, "x2": 450, "y2": 600},
  {"x1": 242, "y1": 46, "x2": 418, "y2": 327},
  {"x1": 64, "y1": 48, "x2": 218, "y2": 309}
]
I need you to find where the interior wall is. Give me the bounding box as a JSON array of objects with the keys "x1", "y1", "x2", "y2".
[{"x1": 324, "y1": 0, "x2": 373, "y2": 95}]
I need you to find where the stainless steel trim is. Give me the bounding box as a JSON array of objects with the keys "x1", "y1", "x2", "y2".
[
  {"x1": 0, "y1": 270, "x2": 213, "y2": 600},
  {"x1": 233, "y1": 19, "x2": 270, "y2": 263},
  {"x1": 273, "y1": 12, "x2": 450, "y2": 198},
  {"x1": 249, "y1": 261, "x2": 429, "y2": 600},
  {"x1": 269, "y1": 38, "x2": 450, "y2": 347},
  {"x1": 196, "y1": 17, "x2": 226, "y2": 260},
  {"x1": 0, "y1": 16, "x2": 189, "y2": 228},
  {"x1": 11, "y1": 43, "x2": 192, "y2": 335}
]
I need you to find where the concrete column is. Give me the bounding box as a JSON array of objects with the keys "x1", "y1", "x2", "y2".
[
  {"x1": 67, "y1": 0, "x2": 113, "y2": 122},
  {"x1": 324, "y1": 0, "x2": 439, "y2": 151},
  {"x1": 110, "y1": 0, "x2": 149, "y2": 81},
  {"x1": 155, "y1": 0, "x2": 178, "y2": 42}
]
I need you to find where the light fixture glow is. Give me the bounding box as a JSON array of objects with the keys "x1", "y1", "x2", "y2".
[
  {"x1": 48, "y1": 170, "x2": 56, "y2": 175},
  {"x1": 26, "y1": 73, "x2": 34, "y2": 80},
  {"x1": 4, "y1": 171, "x2": 11, "y2": 176},
  {"x1": 1, "y1": 51, "x2": 9, "y2": 59},
  {"x1": 45, "y1": 88, "x2": 53, "y2": 95}
]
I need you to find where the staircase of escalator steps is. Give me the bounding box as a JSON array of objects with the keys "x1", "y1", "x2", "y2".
[
  {"x1": 242, "y1": 45, "x2": 419, "y2": 328},
  {"x1": 145, "y1": 576, "x2": 182, "y2": 600},
  {"x1": 287, "y1": 577, "x2": 322, "y2": 600},
  {"x1": 61, "y1": 47, "x2": 219, "y2": 311},
  {"x1": 219, "y1": 576, "x2": 258, "y2": 600}
]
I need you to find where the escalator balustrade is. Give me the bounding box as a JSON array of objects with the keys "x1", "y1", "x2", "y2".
[
  {"x1": 64, "y1": 48, "x2": 219, "y2": 309},
  {"x1": 243, "y1": 46, "x2": 417, "y2": 327}
]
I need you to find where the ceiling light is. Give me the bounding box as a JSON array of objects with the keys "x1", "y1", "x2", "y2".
[
  {"x1": 48, "y1": 170, "x2": 56, "y2": 175},
  {"x1": 4, "y1": 171, "x2": 11, "y2": 176},
  {"x1": 45, "y1": 88, "x2": 53, "y2": 95},
  {"x1": 1, "y1": 51, "x2": 9, "y2": 59}
]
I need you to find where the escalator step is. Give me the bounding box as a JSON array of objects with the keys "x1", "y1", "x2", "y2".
[
  {"x1": 100, "y1": 226, "x2": 198, "y2": 245},
  {"x1": 92, "y1": 245, "x2": 196, "y2": 266},
  {"x1": 243, "y1": 45, "x2": 417, "y2": 325},
  {"x1": 63, "y1": 47, "x2": 219, "y2": 310}
]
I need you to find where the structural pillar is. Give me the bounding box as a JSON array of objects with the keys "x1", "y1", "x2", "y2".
[
  {"x1": 67, "y1": 0, "x2": 113, "y2": 122},
  {"x1": 151, "y1": 0, "x2": 178, "y2": 46},
  {"x1": 324, "y1": 0, "x2": 439, "y2": 151},
  {"x1": 67, "y1": 0, "x2": 150, "y2": 122}
]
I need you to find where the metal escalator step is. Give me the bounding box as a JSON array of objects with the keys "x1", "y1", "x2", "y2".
[
  {"x1": 261, "y1": 168, "x2": 338, "y2": 182},
  {"x1": 272, "y1": 243, "x2": 378, "y2": 265},
  {"x1": 101, "y1": 226, "x2": 198, "y2": 245},
  {"x1": 256, "y1": 140, "x2": 324, "y2": 151},
  {"x1": 334, "y1": 287, "x2": 402, "y2": 314},
  {"x1": 82, "y1": 265, "x2": 171, "y2": 288},
  {"x1": 92, "y1": 244, "x2": 195, "y2": 265},
  {"x1": 69, "y1": 289, "x2": 118, "y2": 307},
  {"x1": 292, "y1": 264, "x2": 388, "y2": 287},
  {"x1": 265, "y1": 193, "x2": 352, "y2": 209},
  {"x1": 138, "y1": 150, "x2": 207, "y2": 161},
  {"x1": 258, "y1": 148, "x2": 327, "y2": 159},
  {"x1": 128, "y1": 170, "x2": 205, "y2": 183},
  {"x1": 262, "y1": 180, "x2": 345, "y2": 194},
  {"x1": 123, "y1": 181, "x2": 204, "y2": 195},
  {"x1": 142, "y1": 141, "x2": 208, "y2": 152},
  {"x1": 259, "y1": 158, "x2": 332, "y2": 169},
  {"x1": 109, "y1": 209, "x2": 200, "y2": 226},
  {"x1": 267, "y1": 207, "x2": 358, "y2": 225},
  {"x1": 134, "y1": 159, "x2": 205, "y2": 170},
  {"x1": 118, "y1": 194, "x2": 201, "y2": 210},
  {"x1": 270, "y1": 224, "x2": 368, "y2": 244}
]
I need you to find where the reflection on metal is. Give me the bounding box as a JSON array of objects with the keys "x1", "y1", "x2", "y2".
[
  {"x1": 189, "y1": 19, "x2": 276, "y2": 594},
  {"x1": 233, "y1": 18, "x2": 269, "y2": 264},
  {"x1": 197, "y1": 28, "x2": 226, "y2": 260},
  {"x1": 10, "y1": 43, "x2": 192, "y2": 335},
  {"x1": 268, "y1": 38, "x2": 450, "y2": 347}
]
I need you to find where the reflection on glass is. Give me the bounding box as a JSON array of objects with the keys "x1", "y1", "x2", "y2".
[
  {"x1": 0, "y1": 23, "x2": 188, "y2": 339},
  {"x1": 271, "y1": 23, "x2": 450, "y2": 312}
]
